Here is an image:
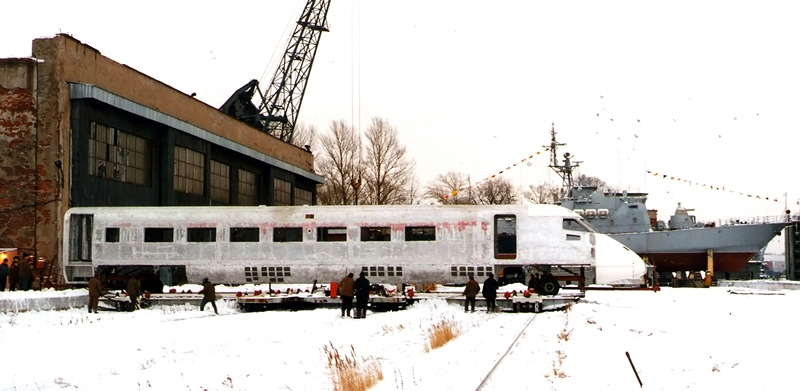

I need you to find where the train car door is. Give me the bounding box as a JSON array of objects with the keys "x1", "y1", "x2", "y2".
[
  {"x1": 64, "y1": 213, "x2": 95, "y2": 283},
  {"x1": 494, "y1": 215, "x2": 516, "y2": 259},
  {"x1": 69, "y1": 214, "x2": 93, "y2": 262}
]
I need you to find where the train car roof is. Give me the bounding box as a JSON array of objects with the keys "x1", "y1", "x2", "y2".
[{"x1": 64, "y1": 204, "x2": 581, "y2": 219}]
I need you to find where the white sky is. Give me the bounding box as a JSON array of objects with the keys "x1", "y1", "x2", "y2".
[
  {"x1": 1, "y1": 284, "x2": 798, "y2": 390},
  {"x1": 3, "y1": 0, "x2": 800, "y2": 225}
]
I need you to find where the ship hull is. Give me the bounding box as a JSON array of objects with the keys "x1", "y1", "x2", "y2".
[{"x1": 609, "y1": 222, "x2": 788, "y2": 273}]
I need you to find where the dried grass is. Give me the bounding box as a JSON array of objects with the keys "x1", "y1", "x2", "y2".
[
  {"x1": 323, "y1": 343, "x2": 383, "y2": 391},
  {"x1": 424, "y1": 316, "x2": 460, "y2": 352}
]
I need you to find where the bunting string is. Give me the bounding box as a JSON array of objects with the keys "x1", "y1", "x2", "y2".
[
  {"x1": 646, "y1": 170, "x2": 780, "y2": 203},
  {"x1": 444, "y1": 150, "x2": 546, "y2": 199}
]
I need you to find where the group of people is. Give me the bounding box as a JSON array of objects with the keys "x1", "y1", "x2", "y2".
[
  {"x1": 339, "y1": 271, "x2": 371, "y2": 318},
  {"x1": 0, "y1": 254, "x2": 36, "y2": 291},
  {"x1": 462, "y1": 273, "x2": 499, "y2": 313},
  {"x1": 86, "y1": 273, "x2": 220, "y2": 315}
]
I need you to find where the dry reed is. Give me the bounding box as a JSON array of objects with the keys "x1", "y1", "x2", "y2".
[
  {"x1": 424, "y1": 316, "x2": 460, "y2": 352},
  {"x1": 323, "y1": 342, "x2": 383, "y2": 391}
]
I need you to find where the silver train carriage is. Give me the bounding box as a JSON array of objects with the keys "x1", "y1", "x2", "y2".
[{"x1": 62, "y1": 204, "x2": 646, "y2": 294}]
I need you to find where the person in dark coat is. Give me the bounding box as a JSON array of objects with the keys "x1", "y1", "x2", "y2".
[
  {"x1": 528, "y1": 273, "x2": 540, "y2": 293},
  {"x1": 17, "y1": 254, "x2": 33, "y2": 291},
  {"x1": 482, "y1": 273, "x2": 499, "y2": 313},
  {"x1": 88, "y1": 273, "x2": 102, "y2": 313},
  {"x1": 126, "y1": 276, "x2": 141, "y2": 311},
  {"x1": 0, "y1": 259, "x2": 9, "y2": 291},
  {"x1": 8, "y1": 257, "x2": 19, "y2": 291},
  {"x1": 354, "y1": 271, "x2": 370, "y2": 319},
  {"x1": 463, "y1": 275, "x2": 480, "y2": 312},
  {"x1": 339, "y1": 273, "x2": 355, "y2": 317},
  {"x1": 199, "y1": 277, "x2": 218, "y2": 315}
]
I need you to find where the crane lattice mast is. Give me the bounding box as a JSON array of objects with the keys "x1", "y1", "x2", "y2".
[{"x1": 219, "y1": 0, "x2": 331, "y2": 143}]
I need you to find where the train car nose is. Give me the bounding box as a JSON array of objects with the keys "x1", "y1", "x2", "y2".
[{"x1": 593, "y1": 233, "x2": 647, "y2": 286}]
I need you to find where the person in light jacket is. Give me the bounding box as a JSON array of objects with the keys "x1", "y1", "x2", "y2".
[
  {"x1": 88, "y1": 273, "x2": 102, "y2": 313},
  {"x1": 339, "y1": 273, "x2": 355, "y2": 317},
  {"x1": 462, "y1": 275, "x2": 480, "y2": 313},
  {"x1": 126, "y1": 275, "x2": 141, "y2": 311}
]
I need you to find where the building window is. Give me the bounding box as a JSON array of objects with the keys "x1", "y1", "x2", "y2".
[
  {"x1": 210, "y1": 160, "x2": 230, "y2": 204},
  {"x1": 274, "y1": 227, "x2": 302, "y2": 242},
  {"x1": 231, "y1": 227, "x2": 259, "y2": 242},
  {"x1": 89, "y1": 122, "x2": 152, "y2": 186},
  {"x1": 174, "y1": 146, "x2": 205, "y2": 196},
  {"x1": 274, "y1": 178, "x2": 292, "y2": 206},
  {"x1": 295, "y1": 187, "x2": 312, "y2": 206},
  {"x1": 237, "y1": 169, "x2": 258, "y2": 206},
  {"x1": 187, "y1": 228, "x2": 216, "y2": 242},
  {"x1": 405, "y1": 226, "x2": 436, "y2": 241},
  {"x1": 361, "y1": 227, "x2": 391, "y2": 242}
]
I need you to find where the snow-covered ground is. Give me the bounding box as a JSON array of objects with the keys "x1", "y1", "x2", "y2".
[{"x1": 0, "y1": 284, "x2": 796, "y2": 390}]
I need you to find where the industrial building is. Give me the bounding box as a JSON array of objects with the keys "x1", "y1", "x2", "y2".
[{"x1": 0, "y1": 34, "x2": 324, "y2": 285}]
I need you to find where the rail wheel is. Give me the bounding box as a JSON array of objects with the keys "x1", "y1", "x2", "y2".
[{"x1": 538, "y1": 277, "x2": 560, "y2": 296}]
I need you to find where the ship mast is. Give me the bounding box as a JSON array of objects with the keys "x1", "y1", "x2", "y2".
[{"x1": 543, "y1": 123, "x2": 581, "y2": 199}]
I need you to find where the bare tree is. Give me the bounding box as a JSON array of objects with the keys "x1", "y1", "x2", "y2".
[
  {"x1": 361, "y1": 117, "x2": 415, "y2": 205},
  {"x1": 291, "y1": 122, "x2": 319, "y2": 155},
  {"x1": 424, "y1": 171, "x2": 475, "y2": 204},
  {"x1": 576, "y1": 174, "x2": 607, "y2": 189},
  {"x1": 475, "y1": 177, "x2": 518, "y2": 205},
  {"x1": 524, "y1": 182, "x2": 561, "y2": 204},
  {"x1": 405, "y1": 176, "x2": 422, "y2": 205},
  {"x1": 316, "y1": 120, "x2": 361, "y2": 205}
]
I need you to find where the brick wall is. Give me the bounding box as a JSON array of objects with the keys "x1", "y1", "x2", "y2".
[{"x1": 0, "y1": 82, "x2": 37, "y2": 254}]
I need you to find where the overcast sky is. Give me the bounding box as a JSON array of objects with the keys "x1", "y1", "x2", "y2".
[{"x1": 4, "y1": 0, "x2": 800, "y2": 227}]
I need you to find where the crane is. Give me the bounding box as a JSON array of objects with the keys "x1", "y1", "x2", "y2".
[{"x1": 219, "y1": 0, "x2": 332, "y2": 143}]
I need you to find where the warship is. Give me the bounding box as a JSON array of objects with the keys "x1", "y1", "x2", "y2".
[{"x1": 544, "y1": 125, "x2": 788, "y2": 274}]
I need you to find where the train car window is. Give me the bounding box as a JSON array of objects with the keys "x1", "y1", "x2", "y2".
[
  {"x1": 231, "y1": 227, "x2": 259, "y2": 242},
  {"x1": 244, "y1": 266, "x2": 260, "y2": 283},
  {"x1": 476, "y1": 266, "x2": 491, "y2": 277},
  {"x1": 451, "y1": 266, "x2": 458, "y2": 277},
  {"x1": 262, "y1": 266, "x2": 291, "y2": 282},
  {"x1": 105, "y1": 228, "x2": 120, "y2": 243},
  {"x1": 494, "y1": 215, "x2": 517, "y2": 259},
  {"x1": 144, "y1": 228, "x2": 174, "y2": 242},
  {"x1": 563, "y1": 218, "x2": 591, "y2": 232},
  {"x1": 188, "y1": 228, "x2": 216, "y2": 242},
  {"x1": 360, "y1": 227, "x2": 391, "y2": 242},
  {"x1": 274, "y1": 228, "x2": 302, "y2": 242},
  {"x1": 404, "y1": 226, "x2": 436, "y2": 241},
  {"x1": 318, "y1": 227, "x2": 347, "y2": 242}
]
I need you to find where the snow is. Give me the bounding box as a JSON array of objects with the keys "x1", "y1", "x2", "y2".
[{"x1": 0, "y1": 284, "x2": 796, "y2": 390}]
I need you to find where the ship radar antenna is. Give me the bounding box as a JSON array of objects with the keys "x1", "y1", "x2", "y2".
[{"x1": 544, "y1": 123, "x2": 581, "y2": 198}]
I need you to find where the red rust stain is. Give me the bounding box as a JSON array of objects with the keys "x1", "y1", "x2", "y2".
[{"x1": 440, "y1": 220, "x2": 478, "y2": 232}]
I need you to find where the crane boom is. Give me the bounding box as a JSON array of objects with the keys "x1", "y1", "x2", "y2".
[{"x1": 219, "y1": 0, "x2": 331, "y2": 143}]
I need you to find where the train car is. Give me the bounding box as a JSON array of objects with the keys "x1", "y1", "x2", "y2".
[{"x1": 62, "y1": 204, "x2": 646, "y2": 294}]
